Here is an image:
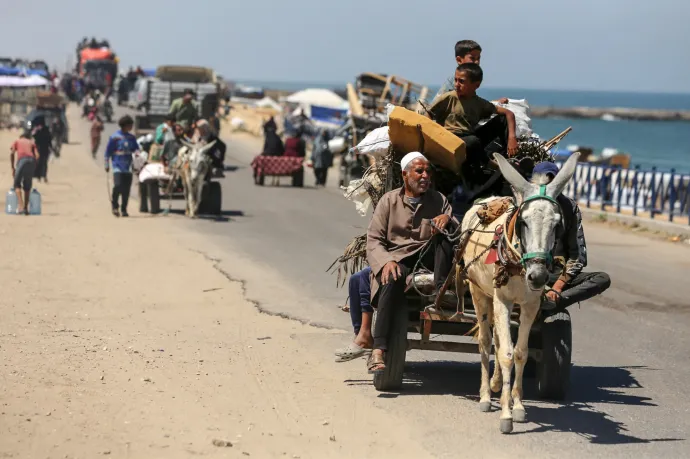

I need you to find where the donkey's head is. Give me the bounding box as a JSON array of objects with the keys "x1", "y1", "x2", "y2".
[
  {"x1": 182, "y1": 140, "x2": 216, "y2": 182},
  {"x1": 494, "y1": 152, "x2": 579, "y2": 290}
]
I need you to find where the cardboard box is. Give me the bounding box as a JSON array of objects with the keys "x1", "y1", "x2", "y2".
[{"x1": 388, "y1": 106, "x2": 466, "y2": 174}]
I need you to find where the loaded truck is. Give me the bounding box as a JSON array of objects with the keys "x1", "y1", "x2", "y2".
[{"x1": 133, "y1": 65, "x2": 220, "y2": 137}]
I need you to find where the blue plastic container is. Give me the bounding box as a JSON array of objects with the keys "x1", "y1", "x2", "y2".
[
  {"x1": 29, "y1": 189, "x2": 41, "y2": 215},
  {"x1": 5, "y1": 189, "x2": 17, "y2": 214}
]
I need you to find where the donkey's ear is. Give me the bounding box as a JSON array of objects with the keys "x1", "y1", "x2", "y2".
[
  {"x1": 200, "y1": 140, "x2": 217, "y2": 155},
  {"x1": 493, "y1": 153, "x2": 530, "y2": 200},
  {"x1": 547, "y1": 152, "x2": 580, "y2": 198}
]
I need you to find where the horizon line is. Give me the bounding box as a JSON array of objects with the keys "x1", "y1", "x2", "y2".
[{"x1": 228, "y1": 77, "x2": 690, "y2": 96}]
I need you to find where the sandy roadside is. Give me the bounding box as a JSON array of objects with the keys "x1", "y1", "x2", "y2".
[{"x1": 0, "y1": 109, "x2": 434, "y2": 458}]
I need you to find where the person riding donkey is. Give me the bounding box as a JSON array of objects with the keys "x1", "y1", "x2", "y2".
[
  {"x1": 195, "y1": 119, "x2": 227, "y2": 178},
  {"x1": 529, "y1": 161, "x2": 611, "y2": 312},
  {"x1": 365, "y1": 152, "x2": 457, "y2": 373},
  {"x1": 169, "y1": 88, "x2": 199, "y2": 136}
]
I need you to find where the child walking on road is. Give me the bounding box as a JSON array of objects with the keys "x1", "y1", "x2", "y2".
[
  {"x1": 91, "y1": 115, "x2": 104, "y2": 158},
  {"x1": 104, "y1": 115, "x2": 140, "y2": 217}
]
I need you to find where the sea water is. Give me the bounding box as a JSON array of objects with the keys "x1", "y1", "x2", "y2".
[{"x1": 241, "y1": 80, "x2": 690, "y2": 173}]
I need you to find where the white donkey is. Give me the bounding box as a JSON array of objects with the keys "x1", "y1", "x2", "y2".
[
  {"x1": 176, "y1": 140, "x2": 216, "y2": 218},
  {"x1": 458, "y1": 152, "x2": 579, "y2": 434}
]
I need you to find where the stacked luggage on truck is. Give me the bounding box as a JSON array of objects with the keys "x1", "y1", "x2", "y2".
[{"x1": 133, "y1": 65, "x2": 220, "y2": 136}]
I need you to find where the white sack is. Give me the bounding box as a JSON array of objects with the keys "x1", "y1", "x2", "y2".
[
  {"x1": 353, "y1": 126, "x2": 390, "y2": 160},
  {"x1": 493, "y1": 98, "x2": 533, "y2": 138}
]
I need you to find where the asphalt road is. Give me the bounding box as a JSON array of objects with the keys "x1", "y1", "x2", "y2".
[{"x1": 99, "y1": 110, "x2": 690, "y2": 458}]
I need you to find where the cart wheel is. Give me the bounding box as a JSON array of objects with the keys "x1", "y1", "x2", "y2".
[
  {"x1": 373, "y1": 307, "x2": 408, "y2": 391},
  {"x1": 206, "y1": 181, "x2": 222, "y2": 216},
  {"x1": 523, "y1": 357, "x2": 537, "y2": 378},
  {"x1": 149, "y1": 180, "x2": 161, "y2": 214},
  {"x1": 536, "y1": 310, "x2": 572, "y2": 400},
  {"x1": 292, "y1": 168, "x2": 304, "y2": 187}
]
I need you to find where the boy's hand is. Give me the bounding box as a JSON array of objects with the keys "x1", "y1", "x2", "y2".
[
  {"x1": 496, "y1": 97, "x2": 509, "y2": 105},
  {"x1": 507, "y1": 136, "x2": 518, "y2": 157},
  {"x1": 546, "y1": 279, "x2": 566, "y2": 303}
]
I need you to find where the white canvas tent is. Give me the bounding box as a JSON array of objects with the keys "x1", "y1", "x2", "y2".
[{"x1": 285, "y1": 88, "x2": 347, "y2": 110}]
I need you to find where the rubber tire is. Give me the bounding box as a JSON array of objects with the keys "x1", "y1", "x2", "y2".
[
  {"x1": 523, "y1": 357, "x2": 537, "y2": 379},
  {"x1": 536, "y1": 310, "x2": 572, "y2": 400},
  {"x1": 148, "y1": 180, "x2": 161, "y2": 214},
  {"x1": 292, "y1": 168, "x2": 304, "y2": 187},
  {"x1": 205, "y1": 181, "x2": 222, "y2": 216},
  {"x1": 373, "y1": 307, "x2": 408, "y2": 392},
  {"x1": 198, "y1": 182, "x2": 222, "y2": 216}
]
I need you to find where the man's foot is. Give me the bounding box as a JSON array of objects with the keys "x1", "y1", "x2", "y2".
[
  {"x1": 121, "y1": 211, "x2": 129, "y2": 218},
  {"x1": 367, "y1": 351, "x2": 386, "y2": 374},
  {"x1": 112, "y1": 209, "x2": 120, "y2": 217},
  {"x1": 23, "y1": 208, "x2": 29, "y2": 216}
]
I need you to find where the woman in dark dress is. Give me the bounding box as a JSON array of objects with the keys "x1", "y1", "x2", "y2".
[
  {"x1": 32, "y1": 116, "x2": 53, "y2": 183},
  {"x1": 262, "y1": 119, "x2": 284, "y2": 156}
]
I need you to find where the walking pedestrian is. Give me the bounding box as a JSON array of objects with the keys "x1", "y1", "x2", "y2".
[
  {"x1": 32, "y1": 116, "x2": 53, "y2": 183},
  {"x1": 311, "y1": 129, "x2": 333, "y2": 187},
  {"x1": 10, "y1": 132, "x2": 39, "y2": 215},
  {"x1": 104, "y1": 115, "x2": 140, "y2": 217},
  {"x1": 91, "y1": 115, "x2": 104, "y2": 158}
]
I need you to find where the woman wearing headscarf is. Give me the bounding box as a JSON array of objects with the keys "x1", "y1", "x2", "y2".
[
  {"x1": 196, "y1": 119, "x2": 226, "y2": 176},
  {"x1": 262, "y1": 118, "x2": 284, "y2": 157},
  {"x1": 311, "y1": 129, "x2": 333, "y2": 187},
  {"x1": 32, "y1": 116, "x2": 53, "y2": 183}
]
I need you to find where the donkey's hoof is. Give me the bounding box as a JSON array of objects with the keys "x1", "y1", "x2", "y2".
[
  {"x1": 512, "y1": 409, "x2": 526, "y2": 423},
  {"x1": 500, "y1": 418, "x2": 513, "y2": 434},
  {"x1": 479, "y1": 402, "x2": 492, "y2": 413}
]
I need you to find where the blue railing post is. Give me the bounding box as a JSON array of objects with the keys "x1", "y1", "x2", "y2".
[
  {"x1": 633, "y1": 166, "x2": 640, "y2": 217},
  {"x1": 685, "y1": 177, "x2": 690, "y2": 226},
  {"x1": 616, "y1": 166, "x2": 623, "y2": 214},
  {"x1": 669, "y1": 169, "x2": 676, "y2": 223},
  {"x1": 586, "y1": 163, "x2": 592, "y2": 209},
  {"x1": 650, "y1": 167, "x2": 657, "y2": 219}
]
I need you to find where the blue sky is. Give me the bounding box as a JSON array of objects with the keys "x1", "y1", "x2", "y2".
[{"x1": 3, "y1": 0, "x2": 689, "y2": 93}]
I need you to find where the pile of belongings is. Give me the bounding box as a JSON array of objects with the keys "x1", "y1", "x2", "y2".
[{"x1": 329, "y1": 104, "x2": 565, "y2": 286}]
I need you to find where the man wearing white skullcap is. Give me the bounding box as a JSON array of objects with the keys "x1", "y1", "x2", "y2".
[
  {"x1": 399, "y1": 151, "x2": 426, "y2": 171},
  {"x1": 365, "y1": 152, "x2": 456, "y2": 373}
]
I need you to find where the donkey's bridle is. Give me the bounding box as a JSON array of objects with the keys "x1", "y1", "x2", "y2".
[{"x1": 516, "y1": 185, "x2": 563, "y2": 267}]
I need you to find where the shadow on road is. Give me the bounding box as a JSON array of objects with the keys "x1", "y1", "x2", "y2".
[
  {"x1": 163, "y1": 209, "x2": 246, "y2": 222},
  {"x1": 347, "y1": 362, "x2": 683, "y2": 445}
]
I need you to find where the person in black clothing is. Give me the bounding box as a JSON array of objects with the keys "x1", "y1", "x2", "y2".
[
  {"x1": 197, "y1": 120, "x2": 226, "y2": 177},
  {"x1": 262, "y1": 120, "x2": 284, "y2": 156},
  {"x1": 32, "y1": 116, "x2": 53, "y2": 183}
]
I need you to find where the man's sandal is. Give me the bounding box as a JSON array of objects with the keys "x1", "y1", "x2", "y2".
[{"x1": 367, "y1": 353, "x2": 386, "y2": 374}]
